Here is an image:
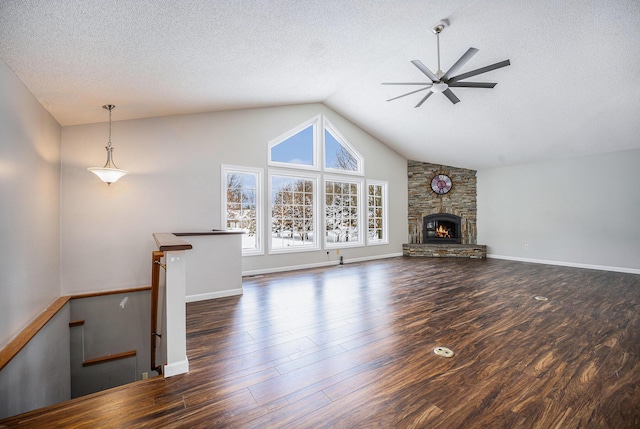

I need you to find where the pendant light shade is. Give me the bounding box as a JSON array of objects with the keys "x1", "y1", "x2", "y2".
[{"x1": 87, "y1": 104, "x2": 128, "y2": 184}]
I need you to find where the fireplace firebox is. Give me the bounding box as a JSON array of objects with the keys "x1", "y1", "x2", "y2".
[{"x1": 423, "y1": 214, "x2": 462, "y2": 244}]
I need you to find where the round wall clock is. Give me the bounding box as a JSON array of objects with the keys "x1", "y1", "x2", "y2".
[{"x1": 431, "y1": 174, "x2": 452, "y2": 195}]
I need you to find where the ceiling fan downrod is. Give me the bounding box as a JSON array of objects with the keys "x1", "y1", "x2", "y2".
[{"x1": 432, "y1": 22, "x2": 446, "y2": 78}]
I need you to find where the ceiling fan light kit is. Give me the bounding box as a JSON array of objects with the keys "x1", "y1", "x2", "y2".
[{"x1": 383, "y1": 20, "x2": 510, "y2": 107}]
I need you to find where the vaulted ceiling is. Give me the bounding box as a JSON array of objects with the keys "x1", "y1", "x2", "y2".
[{"x1": 1, "y1": 0, "x2": 639, "y2": 170}]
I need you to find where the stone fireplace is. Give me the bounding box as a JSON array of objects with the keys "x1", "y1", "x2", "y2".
[{"x1": 403, "y1": 160, "x2": 486, "y2": 258}]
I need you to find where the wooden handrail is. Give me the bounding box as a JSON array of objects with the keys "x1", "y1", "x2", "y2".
[
  {"x1": 1, "y1": 287, "x2": 153, "y2": 374},
  {"x1": 173, "y1": 230, "x2": 244, "y2": 237},
  {"x1": 153, "y1": 233, "x2": 193, "y2": 251},
  {"x1": 0, "y1": 296, "x2": 70, "y2": 371},
  {"x1": 83, "y1": 350, "x2": 137, "y2": 367},
  {"x1": 71, "y1": 286, "x2": 151, "y2": 299},
  {"x1": 150, "y1": 251, "x2": 164, "y2": 375}
]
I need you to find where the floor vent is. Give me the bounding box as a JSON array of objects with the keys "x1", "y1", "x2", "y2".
[{"x1": 434, "y1": 346, "x2": 454, "y2": 358}]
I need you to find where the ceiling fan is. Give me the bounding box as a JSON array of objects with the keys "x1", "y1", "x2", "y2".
[{"x1": 383, "y1": 20, "x2": 510, "y2": 106}]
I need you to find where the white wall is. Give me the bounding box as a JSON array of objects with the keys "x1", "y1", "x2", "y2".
[
  {"x1": 60, "y1": 103, "x2": 407, "y2": 294},
  {"x1": 477, "y1": 149, "x2": 640, "y2": 273},
  {"x1": 0, "y1": 59, "x2": 67, "y2": 419},
  {"x1": 184, "y1": 234, "x2": 243, "y2": 301},
  {"x1": 0, "y1": 59, "x2": 61, "y2": 348}
]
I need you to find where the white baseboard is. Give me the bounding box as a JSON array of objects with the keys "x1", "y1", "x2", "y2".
[
  {"x1": 487, "y1": 254, "x2": 640, "y2": 275},
  {"x1": 186, "y1": 288, "x2": 243, "y2": 303},
  {"x1": 164, "y1": 358, "x2": 189, "y2": 377},
  {"x1": 242, "y1": 252, "x2": 403, "y2": 277}
]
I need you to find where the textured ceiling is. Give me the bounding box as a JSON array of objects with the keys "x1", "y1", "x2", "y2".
[{"x1": 1, "y1": 0, "x2": 639, "y2": 170}]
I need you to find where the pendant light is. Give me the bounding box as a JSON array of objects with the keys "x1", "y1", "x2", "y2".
[{"x1": 87, "y1": 104, "x2": 128, "y2": 184}]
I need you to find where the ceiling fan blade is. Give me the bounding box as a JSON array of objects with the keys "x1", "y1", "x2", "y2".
[
  {"x1": 386, "y1": 86, "x2": 430, "y2": 102},
  {"x1": 410, "y1": 60, "x2": 438, "y2": 82},
  {"x1": 415, "y1": 91, "x2": 434, "y2": 107},
  {"x1": 448, "y1": 82, "x2": 497, "y2": 88},
  {"x1": 442, "y1": 47, "x2": 479, "y2": 80},
  {"x1": 381, "y1": 82, "x2": 433, "y2": 86},
  {"x1": 449, "y1": 59, "x2": 511, "y2": 83},
  {"x1": 442, "y1": 88, "x2": 460, "y2": 104}
]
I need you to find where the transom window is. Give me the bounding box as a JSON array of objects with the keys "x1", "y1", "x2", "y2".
[
  {"x1": 268, "y1": 115, "x2": 320, "y2": 170},
  {"x1": 323, "y1": 119, "x2": 363, "y2": 175}
]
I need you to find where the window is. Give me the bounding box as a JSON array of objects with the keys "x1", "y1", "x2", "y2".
[
  {"x1": 269, "y1": 171, "x2": 319, "y2": 253},
  {"x1": 268, "y1": 115, "x2": 320, "y2": 170},
  {"x1": 221, "y1": 165, "x2": 263, "y2": 255},
  {"x1": 367, "y1": 180, "x2": 388, "y2": 245},
  {"x1": 226, "y1": 114, "x2": 388, "y2": 257},
  {"x1": 324, "y1": 177, "x2": 363, "y2": 248},
  {"x1": 323, "y1": 118, "x2": 363, "y2": 175}
]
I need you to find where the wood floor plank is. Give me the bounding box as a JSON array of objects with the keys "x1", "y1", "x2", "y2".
[{"x1": 2, "y1": 257, "x2": 640, "y2": 428}]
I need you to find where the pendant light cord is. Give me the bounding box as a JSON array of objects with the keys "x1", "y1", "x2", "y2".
[{"x1": 102, "y1": 104, "x2": 117, "y2": 168}]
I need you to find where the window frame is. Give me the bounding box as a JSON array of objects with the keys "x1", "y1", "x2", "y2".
[
  {"x1": 323, "y1": 175, "x2": 364, "y2": 249},
  {"x1": 366, "y1": 180, "x2": 389, "y2": 245},
  {"x1": 268, "y1": 115, "x2": 321, "y2": 171},
  {"x1": 221, "y1": 165, "x2": 264, "y2": 256},
  {"x1": 268, "y1": 169, "x2": 320, "y2": 254}
]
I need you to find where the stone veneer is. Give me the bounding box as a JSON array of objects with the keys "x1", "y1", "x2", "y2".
[
  {"x1": 403, "y1": 243, "x2": 487, "y2": 258},
  {"x1": 405, "y1": 160, "x2": 485, "y2": 258}
]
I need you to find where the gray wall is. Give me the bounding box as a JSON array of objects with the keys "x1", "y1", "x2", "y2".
[
  {"x1": 60, "y1": 103, "x2": 408, "y2": 294},
  {"x1": 70, "y1": 291, "x2": 151, "y2": 397},
  {"x1": 0, "y1": 305, "x2": 70, "y2": 419},
  {"x1": 0, "y1": 59, "x2": 66, "y2": 418},
  {"x1": 477, "y1": 149, "x2": 640, "y2": 272}
]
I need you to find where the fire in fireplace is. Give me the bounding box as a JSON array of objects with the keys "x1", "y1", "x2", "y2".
[
  {"x1": 435, "y1": 224, "x2": 452, "y2": 238},
  {"x1": 423, "y1": 214, "x2": 462, "y2": 244}
]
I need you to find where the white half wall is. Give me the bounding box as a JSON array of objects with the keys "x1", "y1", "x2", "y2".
[
  {"x1": 60, "y1": 103, "x2": 407, "y2": 294},
  {"x1": 477, "y1": 149, "x2": 640, "y2": 273},
  {"x1": 184, "y1": 234, "x2": 243, "y2": 302},
  {"x1": 0, "y1": 59, "x2": 61, "y2": 347}
]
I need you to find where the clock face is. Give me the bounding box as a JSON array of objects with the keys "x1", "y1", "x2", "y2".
[{"x1": 431, "y1": 174, "x2": 452, "y2": 194}]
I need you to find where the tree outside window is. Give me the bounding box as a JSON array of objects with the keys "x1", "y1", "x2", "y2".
[
  {"x1": 222, "y1": 166, "x2": 262, "y2": 255},
  {"x1": 325, "y1": 179, "x2": 362, "y2": 246},
  {"x1": 271, "y1": 174, "x2": 318, "y2": 251},
  {"x1": 367, "y1": 181, "x2": 388, "y2": 244}
]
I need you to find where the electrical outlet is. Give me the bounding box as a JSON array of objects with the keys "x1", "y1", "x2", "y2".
[
  {"x1": 141, "y1": 372, "x2": 149, "y2": 380},
  {"x1": 524, "y1": 243, "x2": 529, "y2": 250}
]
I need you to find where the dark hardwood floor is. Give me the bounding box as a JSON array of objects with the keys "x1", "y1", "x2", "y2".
[{"x1": 2, "y1": 257, "x2": 640, "y2": 428}]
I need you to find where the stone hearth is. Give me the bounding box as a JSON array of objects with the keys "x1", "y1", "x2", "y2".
[{"x1": 403, "y1": 243, "x2": 487, "y2": 258}]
